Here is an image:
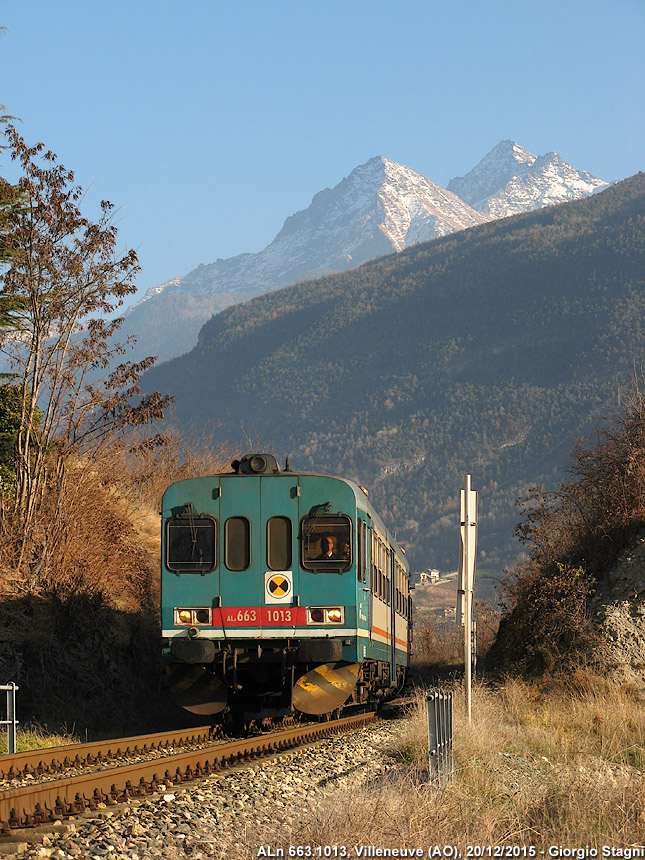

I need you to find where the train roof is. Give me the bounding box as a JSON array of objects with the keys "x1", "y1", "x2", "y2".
[{"x1": 165, "y1": 453, "x2": 407, "y2": 563}]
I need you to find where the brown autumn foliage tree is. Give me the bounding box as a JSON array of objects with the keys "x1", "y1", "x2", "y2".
[
  {"x1": 490, "y1": 380, "x2": 645, "y2": 673},
  {"x1": 0, "y1": 128, "x2": 172, "y2": 590}
]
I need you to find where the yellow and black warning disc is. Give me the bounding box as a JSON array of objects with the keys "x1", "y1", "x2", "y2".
[
  {"x1": 267, "y1": 574, "x2": 291, "y2": 598},
  {"x1": 292, "y1": 662, "x2": 360, "y2": 715}
]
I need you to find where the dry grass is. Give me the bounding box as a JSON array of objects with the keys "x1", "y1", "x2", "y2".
[
  {"x1": 0, "y1": 725, "x2": 78, "y2": 753},
  {"x1": 218, "y1": 675, "x2": 645, "y2": 857}
]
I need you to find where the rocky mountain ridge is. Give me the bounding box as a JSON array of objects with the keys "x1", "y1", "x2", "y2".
[
  {"x1": 123, "y1": 142, "x2": 608, "y2": 363},
  {"x1": 132, "y1": 156, "x2": 487, "y2": 302},
  {"x1": 447, "y1": 139, "x2": 607, "y2": 216}
]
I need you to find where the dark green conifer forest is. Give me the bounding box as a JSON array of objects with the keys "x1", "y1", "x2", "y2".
[{"x1": 143, "y1": 174, "x2": 645, "y2": 570}]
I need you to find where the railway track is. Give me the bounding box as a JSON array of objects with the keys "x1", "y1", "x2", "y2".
[
  {"x1": 0, "y1": 712, "x2": 376, "y2": 834},
  {"x1": 0, "y1": 726, "x2": 213, "y2": 784}
]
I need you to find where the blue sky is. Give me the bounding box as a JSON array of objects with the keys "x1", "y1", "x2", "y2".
[{"x1": 1, "y1": 0, "x2": 643, "y2": 306}]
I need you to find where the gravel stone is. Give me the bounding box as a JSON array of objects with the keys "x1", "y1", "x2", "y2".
[{"x1": 1, "y1": 721, "x2": 399, "y2": 860}]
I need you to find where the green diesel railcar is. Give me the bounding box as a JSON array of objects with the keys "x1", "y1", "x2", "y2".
[{"x1": 161, "y1": 454, "x2": 410, "y2": 720}]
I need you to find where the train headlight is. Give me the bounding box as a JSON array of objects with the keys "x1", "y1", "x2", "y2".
[
  {"x1": 249, "y1": 455, "x2": 267, "y2": 473},
  {"x1": 174, "y1": 608, "x2": 212, "y2": 626},
  {"x1": 307, "y1": 607, "x2": 344, "y2": 624}
]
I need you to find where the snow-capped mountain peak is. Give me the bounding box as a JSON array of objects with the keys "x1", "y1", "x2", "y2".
[
  {"x1": 123, "y1": 143, "x2": 609, "y2": 365},
  {"x1": 446, "y1": 139, "x2": 536, "y2": 209},
  {"x1": 176, "y1": 156, "x2": 486, "y2": 296},
  {"x1": 447, "y1": 140, "x2": 607, "y2": 216}
]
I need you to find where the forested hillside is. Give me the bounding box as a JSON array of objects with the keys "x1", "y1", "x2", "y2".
[{"x1": 143, "y1": 174, "x2": 645, "y2": 570}]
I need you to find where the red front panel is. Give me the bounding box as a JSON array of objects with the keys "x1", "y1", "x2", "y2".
[{"x1": 213, "y1": 606, "x2": 309, "y2": 627}]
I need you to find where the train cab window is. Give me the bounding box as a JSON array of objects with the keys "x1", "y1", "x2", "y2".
[
  {"x1": 301, "y1": 515, "x2": 351, "y2": 571},
  {"x1": 166, "y1": 516, "x2": 216, "y2": 573},
  {"x1": 267, "y1": 516, "x2": 292, "y2": 570},
  {"x1": 225, "y1": 517, "x2": 250, "y2": 571}
]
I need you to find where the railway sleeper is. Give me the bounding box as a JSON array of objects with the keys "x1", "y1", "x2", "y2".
[{"x1": 0, "y1": 712, "x2": 377, "y2": 835}]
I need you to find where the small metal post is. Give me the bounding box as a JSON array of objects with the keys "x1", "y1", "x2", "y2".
[
  {"x1": 447, "y1": 689, "x2": 454, "y2": 778},
  {"x1": 427, "y1": 689, "x2": 439, "y2": 780},
  {"x1": 2, "y1": 683, "x2": 18, "y2": 754},
  {"x1": 427, "y1": 688, "x2": 453, "y2": 784},
  {"x1": 7, "y1": 682, "x2": 16, "y2": 754}
]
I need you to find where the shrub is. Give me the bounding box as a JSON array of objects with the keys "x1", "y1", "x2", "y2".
[{"x1": 492, "y1": 379, "x2": 645, "y2": 672}]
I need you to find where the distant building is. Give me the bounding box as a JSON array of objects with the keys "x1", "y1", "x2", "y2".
[{"x1": 419, "y1": 569, "x2": 440, "y2": 585}]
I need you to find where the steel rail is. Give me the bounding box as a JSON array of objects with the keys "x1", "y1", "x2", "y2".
[
  {"x1": 0, "y1": 726, "x2": 213, "y2": 780},
  {"x1": 0, "y1": 712, "x2": 376, "y2": 834}
]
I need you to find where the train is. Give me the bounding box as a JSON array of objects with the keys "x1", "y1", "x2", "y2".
[{"x1": 160, "y1": 453, "x2": 411, "y2": 721}]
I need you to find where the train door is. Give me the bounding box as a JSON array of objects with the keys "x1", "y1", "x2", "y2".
[
  {"x1": 261, "y1": 476, "x2": 299, "y2": 633},
  {"x1": 357, "y1": 517, "x2": 370, "y2": 659},
  {"x1": 217, "y1": 476, "x2": 261, "y2": 630},
  {"x1": 368, "y1": 524, "x2": 374, "y2": 643},
  {"x1": 389, "y1": 549, "x2": 396, "y2": 686}
]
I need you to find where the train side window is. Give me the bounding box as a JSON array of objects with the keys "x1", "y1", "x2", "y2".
[
  {"x1": 358, "y1": 520, "x2": 368, "y2": 583},
  {"x1": 363, "y1": 522, "x2": 369, "y2": 583},
  {"x1": 301, "y1": 515, "x2": 352, "y2": 571},
  {"x1": 395, "y1": 560, "x2": 403, "y2": 615},
  {"x1": 166, "y1": 516, "x2": 217, "y2": 573},
  {"x1": 395, "y1": 564, "x2": 400, "y2": 613},
  {"x1": 357, "y1": 519, "x2": 362, "y2": 582},
  {"x1": 225, "y1": 517, "x2": 250, "y2": 571},
  {"x1": 267, "y1": 516, "x2": 292, "y2": 571},
  {"x1": 386, "y1": 550, "x2": 391, "y2": 605}
]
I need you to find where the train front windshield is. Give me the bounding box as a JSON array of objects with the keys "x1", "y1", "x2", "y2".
[
  {"x1": 166, "y1": 516, "x2": 217, "y2": 573},
  {"x1": 301, "y1": 516, "x2": 351, "y2": 570}
]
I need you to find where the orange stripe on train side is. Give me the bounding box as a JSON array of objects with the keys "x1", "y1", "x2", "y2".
[{"x1": 371, "y1": 626, "x2": 408, "y2": 648}]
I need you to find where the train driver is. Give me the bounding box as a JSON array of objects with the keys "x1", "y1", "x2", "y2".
[{"x1": 317, "y1": 534, "x2": 338, "y2": 559}]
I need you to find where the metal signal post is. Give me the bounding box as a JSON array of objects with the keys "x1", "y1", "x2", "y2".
[{"x1": 456, "y1": 475, "x2": 477, "y2": 723}]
